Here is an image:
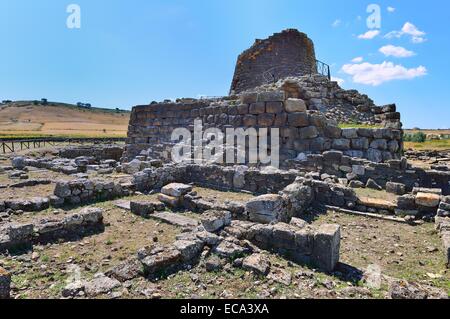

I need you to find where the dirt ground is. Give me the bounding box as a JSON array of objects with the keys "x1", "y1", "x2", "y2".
[{"x1": 0, "y1": 151, "x2": 449, "y2": 299}]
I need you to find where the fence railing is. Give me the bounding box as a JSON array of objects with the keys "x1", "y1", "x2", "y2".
[
  {"x1": 315, "y1": 60, "x2": 331, "y2": 80},
  {"x1": 0, "y1": 137, "x2": 126, "y2": 154}
]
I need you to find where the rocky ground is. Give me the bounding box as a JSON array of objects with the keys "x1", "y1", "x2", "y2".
[{"x1": 0, "y1": 151, "x2": 449, "y2": 300}]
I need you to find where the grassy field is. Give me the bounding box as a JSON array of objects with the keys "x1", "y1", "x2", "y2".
[
  {"x1": 404, "y1": 139, "x2": 450, "y2": 151},
  {"x1": 0, "y1": 101, "x2": 130, "y2": 138}
]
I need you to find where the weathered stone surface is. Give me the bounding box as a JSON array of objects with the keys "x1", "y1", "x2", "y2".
[
  {"x1": 312, "y1": 224, "x2": 340, "y2": 272},
  {"x1": 200, "y1": 210, "x2": 232, "y2": 233},
  {"x1": 161, "y1": 183, "x2": 192, "y2": 198},
  {"x1": 246, "y1": 194, "x2": 288, "y2": 224},
  {"x1": 386, "y1": 182, "x2": 406, "y2": 195},
  {"x1": 106, "y1": 258, "x2": 143, "y2": 282},
  {"x1": 366, "y1": 178, "x2": 382, "y2": 191},
  {"x1": 173, "y1": 239, "x2": 204, "y2": 262},
  {"x1": 389, "y1": 281, "x2": 428, "y2": 299},
  {"x1": 299, "y1": 126, "x2": 319, "y2": 139},
  {"x1": 140, "y1": 247, "x2": 182, "y2": 275},
  {"x1": 242, "y1": 253, "x2": 270, "y2": 275},
  {"x1": 84, "y1": 274, "x2": 121, "y2": 297},
  {"x1": 215, "y1": 240, "x2": 249, "y2": 259},
  {"x1": 0, "y1": 267, "x2": 11, "y2": 299},
  {"x1": 287, "y1": 112, "x2": 309, "y2": 127},
  {"x1": 158, "y1": 193, "x2": 180, "y2": 208},
  {"x1": 285, "y1": 98, "x2": 307, "y2": 113},
  {"x1": 358, "y1": 197, "x2": 396, "y2": 211},
  {"x1": 397, "y1": 194, "x2": 417, "y2": 210},
  {"x1": 62, "y1": 281, "x2": 85, "y2": 298},
  {"x1": 415, "y1": 192, "x2": 440, "y2": 208},
  {"x1": 11, "y1": 157, "x2": 26, "y2": 170},
  {"x1": 130, "y1": 201, "x2": 156, "y2": 217}
]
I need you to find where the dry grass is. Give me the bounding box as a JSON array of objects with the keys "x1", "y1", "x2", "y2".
[
  {"x1": 0, "y1": 102, "x2": 130, "y2": 138},
  {"x1": 404, "y1": 139, "x2": 450, "y2": 151}
]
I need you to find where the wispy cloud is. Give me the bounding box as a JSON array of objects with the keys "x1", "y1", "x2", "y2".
[
  {"x1": 341, "y1": 61, "x2": 427, "y2": 86},
  {"x1": 331, "y1": 77, "x2": 345, "y2": 86},
  {"x1": 387, "y1": 6, "x2": 396, "y2": 13},
  {"x1": 358, "y1": 30, "x2": 380, "y2": 40},
  {"x1": 385, "y1": 22, "x2": 427, "y2": 43},
  {"x1": 351, "y1": 57, "x2": 364, "y2": 63},
  {"x1": 379, "y1": 45, "x2": 415, "y2": 58},
  {"x1": 332, "y1": 19, "x2": 341, "y2": 28}
]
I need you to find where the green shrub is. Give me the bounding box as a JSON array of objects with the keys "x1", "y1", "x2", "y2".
[{"x1": 404, "y1": 132, "x2": 426, "y2": 143}]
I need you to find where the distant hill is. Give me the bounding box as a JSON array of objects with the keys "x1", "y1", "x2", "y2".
[{"x1": 0, "y1": 100, "x2": 130, "y2": 138}]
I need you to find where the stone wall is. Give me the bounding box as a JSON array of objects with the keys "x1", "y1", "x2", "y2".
[
  {"x1": 0, "y1": 208, "x2": 104, "y2": 253},
  {"x1": 124, "y1": 92, "x2": 403, "y2": 165},
  {"x1": 287, "y1": 151, "x2": 450, "y2": 195},
  {"x1": 230, "y1": 29, "x2": 317, "y2": 94},
  {"x1": 59, "y1": 145, "x2": 124, "y2": 161},
  {"x1": 52, "y1": 179, "x2": 133, "y2": 207}
]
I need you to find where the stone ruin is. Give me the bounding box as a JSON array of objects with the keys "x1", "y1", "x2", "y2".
[
  {"x1": 120, "y1": 29, "x2": 450, "y2": 273},
  {"x1": 1, "y1": 29, "x2": 449, "y2": 300},
  {"x1": 230, "y1": 29, "x2": 318, "y2": 94}
]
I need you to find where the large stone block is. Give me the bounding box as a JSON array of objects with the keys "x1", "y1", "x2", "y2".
[
  {"x1": 258, "y1": 113, "x2": 275, "y2": 126},
  {"x1": 332, "y1": 139, "x2": 351, "y2": 151},
  {"x1": 265, "y1": 101, "x2": 284, "y2": 114},
  {"x1": 415, "y1": 192, "x2": 440, "y2": 208},
  {"x1": 299, "y1": 126, "x2": 319, "y2": 139},
  {"x1": 386, "y1": 182, "x2": 406, "y2": 195},
  {"x1": 257, "y1": 91, "x2": 285, "y2": 102},
  {"x1": 161, "y1": 183, "x2": 192, "y2": 198},
  {"x1": 287, "y1": 113, "x2": 309, "y2": 127},
  {"x1": 312, "y1": 224, "x2": 340, "y2": 272},
  {"x1": 200, "y1": 210, "x2": 232, "y2": 233},
  {"x1": 242, "y1": 253, "x2": 270, "y2": 275},
  {"x1": 246, "y1": 194, "x2": 288, "y2": 224},
  {"x1": 249, "y1": 102, "x2": 266, "y2": 115},
  {"x1": 284, "y1": 98, "x2": 307, "y2": 113}
]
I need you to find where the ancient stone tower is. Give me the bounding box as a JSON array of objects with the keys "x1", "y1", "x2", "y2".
[{"x1": 230, "y1": 29, "x2": 318, "y2": 94}]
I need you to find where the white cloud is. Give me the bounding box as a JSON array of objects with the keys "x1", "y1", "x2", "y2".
[
  {"x1": 351, "y1": 57, "x2": 364, "y2": 63},
  {"x1": 387, "y1": 6, "x2": 396, "y2": 13},
  {"x1": 332, "y1": 19, "x2": 341, "y2": 28},
  {"x1": 358, "y1": 30, "x2": 380, "y2": 40},
  {"x1": 385, "y1": 22, "x2": 427, "y2": 43},
  {"x1": 341, "y1": 61, "x2": 427, "y2": 86},
  {"x1": 331, "y1": 77, "x2": 345, "y2": 86},
  {"x1": 379, "y1": 45, "x2": 415, "y2": 58}
]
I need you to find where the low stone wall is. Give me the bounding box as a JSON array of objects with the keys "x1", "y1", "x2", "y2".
[
  {"x1": 224, "y1": 220, "x2": 340, "y2": 272},
  {"x1": 19, "y1": 156, "x2": 118, "y2": 175},
  {"x1": 0, "y1": 208, "x2": 104, "y2": 252},
  {"x1": 287, "y1": 151, "x2": 450, "y2": 195},
  {"x1": 52, "y1": 179, "x2": 132, "y2": 207},
  {"x1": 59, "y1": 145, "x2": 124, "y2": 161},
  {"x1": 132, "y1": 164, "x2": 299, "y2": 194},
  {"x1": 124, "y1": 91, "x2": 403, "y2": 165}
]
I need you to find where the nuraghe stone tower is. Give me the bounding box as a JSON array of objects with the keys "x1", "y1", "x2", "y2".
[
  {"x1": 124, "y1": 29, "x2": 404, "y2": 165},
  {"x1": 230, "y1": 29, "x2": 317, "y2": 94}
]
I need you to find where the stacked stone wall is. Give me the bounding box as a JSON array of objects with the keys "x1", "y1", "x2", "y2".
[{"x1": 124, "y1": 92, "x2": 403, "y2": 165}]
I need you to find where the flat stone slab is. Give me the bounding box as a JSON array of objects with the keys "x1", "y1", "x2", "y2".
[
  {"x1": 358, "y1": 197, "x2": 397, "y2": 211},
  {"x1": 150, "y1": 212, "x2": 199, "y2": 228},
  {"x1": 113, "y1": 200, "x2": 131, "y2": 210}
]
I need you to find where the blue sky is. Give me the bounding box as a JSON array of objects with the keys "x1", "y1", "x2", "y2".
[{"x1": 1, "y1": 0, "x2": 449, "y2": 128}]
